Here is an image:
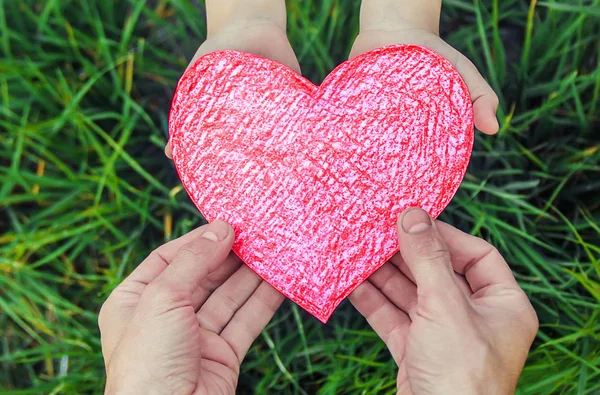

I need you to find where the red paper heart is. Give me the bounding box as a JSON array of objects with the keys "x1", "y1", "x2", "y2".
[{"x1": 169, "y1": 45, "x2": 473, "y2": 322}]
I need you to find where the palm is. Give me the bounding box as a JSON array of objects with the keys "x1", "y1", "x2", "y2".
[{"x1": 193, "y1": 331, "x2": 240, "y2": 394}]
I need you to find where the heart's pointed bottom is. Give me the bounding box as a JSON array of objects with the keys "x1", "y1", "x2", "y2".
[
  {"x1": 170, "y1": 44, "x2": 474, "y2": 322},
  {"x1": 244, "y1": 245, "x2": 404, "y2": 324}
]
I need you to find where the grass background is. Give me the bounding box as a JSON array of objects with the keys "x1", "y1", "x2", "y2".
[{"x1": 1, "y1": 0, "x2": 599, "y2": 393}]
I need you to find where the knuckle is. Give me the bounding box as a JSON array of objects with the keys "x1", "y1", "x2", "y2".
[
  {"x1": 176, "y1": 244, "x2": 204, "y2": 259},
  {"x1": 174, "y1": 241, "x2": 218, "y2": 265},
  {"x1": 418, "y1": 286, "x2": 467, "y2": 317},
  {"x1": 428, "y1": 247, "x2": 451, "y2": 265},
  {"x1": 507, "y1": 289, "x2": 539, "y2": 337},
  {"x1": 147, "y1": 248, "x2": 169, "y2": 265},
  {"x1": 488, "y1": 245, "x2": 502, "y2": 260},
  {"x1": 144, "y1": 281, "x2": 188, "y2": 305},
  {"x1": 221, "y1": 293, "x2": 239, "y2": 313},
  {"x1": 521, "y1": 299, "x2": 539, "y2": 336},
  {"x1": 415, "y1": 236, "x2": 450, "y2": 264}
]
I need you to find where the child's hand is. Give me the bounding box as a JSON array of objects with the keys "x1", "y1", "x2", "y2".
[
  {"x1": 165, "y1": 0, "x2": 299, "y2": 158},
  {"x1": 350, "y1": 0, "x2": 500, "y2": 135},
  {"x1": 350, "y1": 208, "x2": 538, "y2": 394},
  {"x1": 99, "y1": 221, "x2": 284, "y2": 394},
  {"x1": 189, "y1": 1, "x2": 299, "y2": 74}
]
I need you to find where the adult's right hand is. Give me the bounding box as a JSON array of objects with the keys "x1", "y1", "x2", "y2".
[
  {"x1": 350, "y1": 208, "x2": 538, "y2": 394},
  {"x1": 165, "y1": 0, "x2": 300, "y2": 159}
]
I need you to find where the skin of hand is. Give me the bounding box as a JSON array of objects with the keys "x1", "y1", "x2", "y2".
[
  {"x1": 349, "y1": 208, "x2": 539, "y2": 394},
  {"x1": 164, "y1": 0, "x2": 299, "y2": 159},
  {"x1": 99, "y1": 221, "x2": 284, "y2": 394},
  {"x1": 352, "y1": 0, "x2": 500, "y2": 135}
]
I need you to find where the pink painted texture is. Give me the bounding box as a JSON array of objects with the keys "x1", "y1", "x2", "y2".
[{"x1": 169, "y1": 45, "x2": 474, "y2": 322}]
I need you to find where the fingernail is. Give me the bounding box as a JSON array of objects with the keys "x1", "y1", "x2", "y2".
[
  {"x1": 401, "y1": 208, "x2": 432, "y2": 234},
  {"x1": 201, "y1": 220, "x2": 230, "y2": 241}
]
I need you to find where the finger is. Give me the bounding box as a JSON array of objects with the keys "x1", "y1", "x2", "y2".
[
  {"x1": 197, "y1": 265, "x2": 262, "y2": 333},
  {"x1": 220, "y1": 281, "x2": 284, "y2": 364},
  {"x1": 450, "y1": 50, "x2": 499, "y2": 135},
  {"x1": 435, "y1": 221, "x2": 519, "y2": 295},
  {"x1": 191, "y1": 253, "x2": 242, "y2": 310},
  {"x1": 473, "y1": 94, "x2": 500, "y2": 135},
  {"x1": 368, "y1": 262, "x2": 417, "y2": 318},
  {"x1": 99, "y1": 223, "x2": 230, "y2": 353},
  {"x1": 123, "y1": 224, "x2": 223, "y2": 290},
  {"x1": 147, "y1": 220, "x2": 234, "y2": 298},
  {"x1": 389, "y1": 253, "x2": 472, "y2": 297},
  {"x1": 100, "y1": 222, "x2": 234, "y2": 364},
  {"x1": 419, "y1": 41, "x2": 499, "y2": 135},
  {"x1": 349, "y1": 281, "x2": 410, "y2": 365},
  {"x1": 397, "y1": 208, "x2": 461, "y2": 295}
]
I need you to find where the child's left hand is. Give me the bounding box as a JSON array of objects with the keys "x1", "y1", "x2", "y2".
[
  {"x1": 165, "y1": 0, "x2": 299, "y2": 159},
  {"x1": 350, "y1": 0, "x2": 499, "y2": 135}
]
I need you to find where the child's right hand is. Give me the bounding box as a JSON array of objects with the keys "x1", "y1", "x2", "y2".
[
  {"x1": 165, "y1": 0, "x2": 299, "y2": 159},
  {"x1": 350, "y1": 0, "x2": 500, "y2": 135}
]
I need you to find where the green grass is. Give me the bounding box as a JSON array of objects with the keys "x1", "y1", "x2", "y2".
[{"x1": 1, "y1": 0, "x2": 599, "y2": 393}]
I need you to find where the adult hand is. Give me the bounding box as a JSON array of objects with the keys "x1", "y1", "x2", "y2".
[
  {"x1": 350, "y1": 208, "x2": 538, "y2": 394},
  {"x1": 165, "y1": 0, "x2": 299, "y2": 158},
  {"x1": 99, "y1": 221, "x2": 284, "y2": 394},
  {"x1": 350, "y1": 0, "x2": 500, "y2": 135}
]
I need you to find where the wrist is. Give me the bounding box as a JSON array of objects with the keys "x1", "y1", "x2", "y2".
[
  {"x1": 105, "y1": 368, "x2": 164, "y2": 395},
  {"x1": 105, "y1": 379, "x2": 165, "y2": 395},
  {"x1": 452, "y1": 357, "x2": 518, "y2": 395},
  {"x1": 359, "y1": 0, "x2": 441, "y2": 34},
  {"x1": 206, "y1": 0, "x2": 286, "y2": 37}
]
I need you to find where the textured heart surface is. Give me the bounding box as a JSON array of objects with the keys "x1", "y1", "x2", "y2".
[{"x1": 169, "y1": 45, "x2": 473, "y2": 322}]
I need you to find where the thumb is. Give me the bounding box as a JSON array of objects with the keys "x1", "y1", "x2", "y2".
[
  {"x1": 145, "y1": 220, "x2": 234, "y2": 302},
  {"x1": 397, "y1": 208, "x2": 459, "y2": 294}
]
